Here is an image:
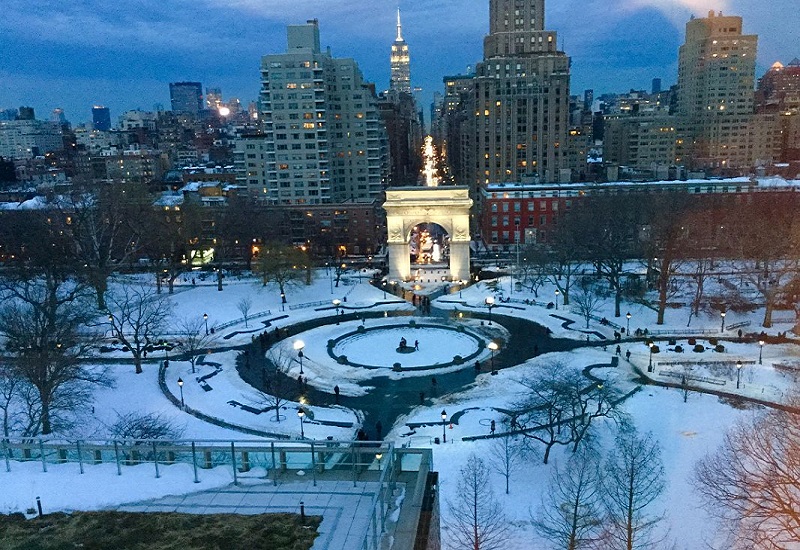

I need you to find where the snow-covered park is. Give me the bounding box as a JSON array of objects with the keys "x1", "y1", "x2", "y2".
[{"x1": 1, "y1": 264, "x2": 799, "y2": 548}]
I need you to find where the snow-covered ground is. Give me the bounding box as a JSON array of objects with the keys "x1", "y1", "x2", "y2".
[{"x1": 2, "y1": 267, "x2": 798, "y2": 548}]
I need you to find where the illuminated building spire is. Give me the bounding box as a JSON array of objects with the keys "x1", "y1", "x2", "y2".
[{"x1": 390, "y1": 8, "x2": 411, "y2": 94}]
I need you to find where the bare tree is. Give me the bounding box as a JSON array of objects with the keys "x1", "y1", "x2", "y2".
[
  {"x1": 533, "y1": 446, "x2": 604, "y2": 550},
  {"x1": 175, "y1": 317, "x2": 218, "y2": 374},
  {"x1": 252, "y1": 348, "x2": 294, "y2": 423},
  {"x1": 694, "y1": 405, "x2": 800, "y2": 549},
  {"x1": 65, "y1": 183, "x2": 150, "y2": 310},
  {"x1": 572, "y1": 279, "x2": 605, "y2": 329},
  {"x1": 255, "y1": 244, "x2": 310, "y2": 304},
  {"x1": 686, "y1": 259, "x2": 713, "y2": 327},
  {"x1": 518, "y1": 247, "x2": 550, "y2": 297},
  {"x1": 601, "y1": 425, "x2": 665, "y2": 550},
  {"x1": 446, "y1": 453, "x2": 511, "y2": 550},
  {"x1": 107, "y1": 285, "x2": 172, "y2": 374},
  {"x1": 514, "y1": 365, "x2": 619, "y2": 463},
  {"x1": 0, "y1": 279, "x2": 109, "y2": 435},
  {"x1": 0, "y1": 362, "x2": 22, "y2": 438},
  {"x1": 237, "y1": 296, "x2": 254, "y2": 328},
  {"x1": 110, "y1": 411, "x2": 185, "y2": 440},
  {"x1": 488, "y1": 433, "x2": 526, "y2": 495}
]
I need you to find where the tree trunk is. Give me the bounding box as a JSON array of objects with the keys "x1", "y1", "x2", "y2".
[
  {"x1": 543, "y1": 442, "x2": 553, "y2": 464},
  {"x1": 763, "y1": 300, "x2": 774, "y2": 328},
  {"x1": 40, "y1": 393, "x2": 52, "y2": 435},
  {"x1": 94, "y1": 279, "x2": 108, "y2": 310},
  {"x1": 135, "y1": 355, "x2": 143, "y2": 374},
  {"x1": 615, "y1": 289, "x2": 622, "y2": 317}
]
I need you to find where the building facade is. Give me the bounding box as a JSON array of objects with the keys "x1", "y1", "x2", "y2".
[
  {"x1": 390, "y1": 9, "x2": 412, "y2": 95},
  {"x1": 246, "y1": 20, "x2": 388, "y2": 205},
  {"x1": 472, "y1": 0, "x2": 572, "y2": 186},
  {"x1": 170, "y1": 82, "x2": 204, "y2": 114}
]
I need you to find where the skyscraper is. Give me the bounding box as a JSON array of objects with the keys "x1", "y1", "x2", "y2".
[
  {"x1": 241, "y1": 20, "x2": 388, "y2": 204},
  {"x1": 169, "y1": 82, "x2": 204, "y2": 114},
  {"x1": 472, "y1": 0, "x2": 571, "y2": 185},
  {"x1": 677, "y1": 11, "x2": 759, "y2": 170},
  {"x1": 92, "y1": 106, "x2": 111, "y2": 131},
  {"x1": 678, "y1": 11, "x2": 757, "y2": 119},
  {"x1": 390, "y1": 9, "x2": 411, "y2": 94}
]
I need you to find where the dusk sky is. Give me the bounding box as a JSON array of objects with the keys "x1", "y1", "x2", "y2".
[{"x1": 0, "y1": 0, "x2": 796, "y2": 125}]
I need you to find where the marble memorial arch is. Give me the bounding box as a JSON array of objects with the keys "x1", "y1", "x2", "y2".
[{"x1": 383, "y1": 186, "x2": 473, "y2": 282}]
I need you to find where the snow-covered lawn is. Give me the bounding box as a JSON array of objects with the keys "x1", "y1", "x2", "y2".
[{"x1": 3, "y1": 268, "x2": 798, "y2": 548}]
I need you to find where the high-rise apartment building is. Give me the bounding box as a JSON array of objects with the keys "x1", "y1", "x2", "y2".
[
  {"x1": 472, "y1": 0, "x2": 572, "y2": 185},
  {"x1": 169, "y1": 82, "x2": 204, "y2": 114},
  {"x1": 678, "y1": 11, "x2": 757, "y2": 119},
  {"x1": 390, "y1": 9, "x2": 411, "y2": 94},
  {"x1": 243, "y1": 20, "x2": 388, "y2": 204},
  {"x1": 92, "y1": 106, "x2": 111, "y2": 131},
  {"x1": 677, "y1": 11, "x2": 760, "y2": 170},
  {"x1": 756, "y1": 59, "x2": 800, "y2": 113}
]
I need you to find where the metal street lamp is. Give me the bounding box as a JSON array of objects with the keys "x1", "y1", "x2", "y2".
[
  {"x1": 759, "y1": 339, "x2": 765, "y2": 365},
  {"x1": 488, "y1": 341, "x2": 499, "y2": 374},
  {"x1": 333, "y1": 299, "x2": 341, "y2": 324},
  {"x1": 298, "y1": 408, "x2": 305, "y2": 439},
  {"x1": 294, "y1": 340, "x2": 305, "y2": 375},
  {"x1": 484, "y1": 296, "x2": 495, "y2": 325},
  {"x1": 177, "y1": 377, "x2": 185, "y2": 409},
  {"x1": 736, "y1": 360, "x2": 743, "y2": 389},
  {"x1": 375, "y1": 452, "x2": 383, "y2": 471},
  {"x1": 382, "y1": 281, "x2": 387, "y2": 299},
  {"x1": 720, "y1": 311, "x2": 726, "y2": 332},
  {"x1": 441, "y1": 410, "x2": 447, "y2": 443},
  {"x1": 203, "y1": 313, "x2": 209, "y2": 335},
  {"x1": 648, "y1": 340, "x2": 654, "y2": 373},
  {"x1": 626, "y1": 312, "x2": 631, "y2": 335},
  {"x1": 555, "y1": 289, "x2": 560, "y2": 310}
]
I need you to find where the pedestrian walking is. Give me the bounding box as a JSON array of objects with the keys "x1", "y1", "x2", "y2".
[
  {"x1": 474, "y1": 361, "x2": 481, "y2": 372},
  {"x1": 334, "y1": 385, "x2": 340, "y2": 404},
  {"x1": 415, "y1": 339, "x2": 419, "y2": 351},
  {"x1": 625, "y1": 350, "x2": 631, "y2": 361},
  {"x1": 490, "y1": 419, "x2": 496, "y2": 435},
  {"x1": 616, "y1": 345, "x2": 621, "y2": 355}
]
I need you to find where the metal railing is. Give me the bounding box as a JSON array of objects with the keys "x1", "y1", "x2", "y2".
[{"x1": 0, "y1": 438, "x2": 432, "y2": 550}]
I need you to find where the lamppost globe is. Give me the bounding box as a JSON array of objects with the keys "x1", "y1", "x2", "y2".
[
  {"x1": 203, "y1": 313, "x2": 209, "y2": 335},
  {"x1": 759, "y1": 339, "x2": 765, "y2": 365},
  {"x1": 720, "y1": 311, "x2": 726, "y2": 332},
  {"x1": 177, "y1": 377, "x2": 185, "y2": 409},
  {"x1": 333, "y1": 299, "x2": 341, "y2": 324},
  {"x1": 626, "y1": 312, "x2": 631, "y2": 335},
  {"x1": 647, "y1": 341, "x2": 654, "y2": 372},
  {"x1": 441, "y1": 410, "x2": 447, "y2": 443},
  {"x1": 555, "y1": 289, "x2": 560, "y2": 310}
]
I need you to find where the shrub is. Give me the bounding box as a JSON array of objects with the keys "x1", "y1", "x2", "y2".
[
  {"x1": 356, "y1": 325, "x2": 365, "y2": 333},
  {"x1": 715, "y1": 344, "x2": 725, "y2": 353},
  {"x1": 651, "y1": 345, "x2": 661, "y2": 354},
  {"x1": 688, "y1": 337, "x2": 697, "y2": 346},
  {"x1": 709, "y1": 337, "x2": 718, "y2": 346},
  {"x1": 453, "y1": 355, "x2": 463, "y2": 364},
  {"x1": 693, "y1": 344, "x2": 705, "y2": 353},
  {"x1": 337, "y1": 355, "x2": 348, "y2": 364},
  {"x1": 409, "y1": 320, "x2": 416, "y2": 327},
  {"x1": 674, "y1": 345, "x2": 684, "y2": 353},
  {"x1": 393, "y1": 362, "x2": 402, "y2": 371}
]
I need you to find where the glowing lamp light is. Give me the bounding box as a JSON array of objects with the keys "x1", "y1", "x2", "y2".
[{"x1": 218, "y1": 106, "x2": 231, "y2": 117}]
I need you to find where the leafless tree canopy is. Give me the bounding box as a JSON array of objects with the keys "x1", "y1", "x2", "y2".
[
  {"x1": 252, "y1": 348, "x2": 295, "y2": 423},
  {"x1": 513, "y1": 364, "x2": 621, "y2": 464},
  {"x1": 534, "y1": 446, "x2": 604, "y2": 550},
  {"x1": 0, "y1": 278, "x2": 108, "y2": 435},
  {"x1": 488, "y1": 433, "x2": 527, "y2": 495},
  {"x1": 446, "y1": 453, "x2": 511, "y2": 550},
  {"x1": 106, "y1": 285, "x2": 172, "y2": 374},
  {"x1": 600, "y1": 426, "x2": 665, "y2": 550},
  {"x1": 110, "y1": 411, "x2": 184, "y2": 441},
  {"x1": 572, "y1": 279, "x2": 605, "y2": 329},
  {"x1": 237, "y1": 296, "x2": 254, "y2": 327},
  {"x1": 694, "y1": 406, "x2": 800, "y2": 549},
  {"x1": 176, "y1": 317, "x2": 218, "y2": 373}
]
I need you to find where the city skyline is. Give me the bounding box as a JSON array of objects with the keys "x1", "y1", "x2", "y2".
[{"x1": 0, "y1": 0, "x2": 796, "y2": 124}]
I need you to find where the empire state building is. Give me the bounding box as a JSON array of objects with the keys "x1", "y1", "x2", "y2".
[{"x1": 390, "y1": 9, "x2": 411, "y2": 94}]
